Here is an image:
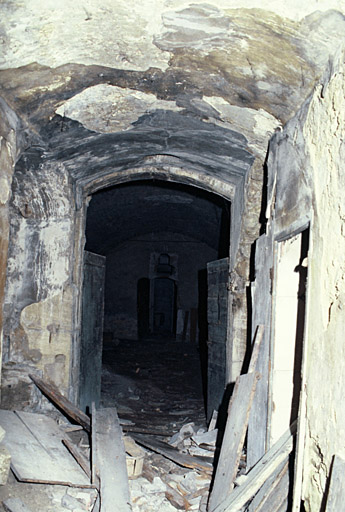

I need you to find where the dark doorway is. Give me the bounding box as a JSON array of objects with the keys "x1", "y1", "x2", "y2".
[
  {"x1": 82, "y1": 179, "x2": 231, "y2": 428},
  {"x1": 137, "y1": 278, "x2": 150, "y2": 339},
  {"x1": 152, "y1": 277, "x2": 176, "y2": 337}
]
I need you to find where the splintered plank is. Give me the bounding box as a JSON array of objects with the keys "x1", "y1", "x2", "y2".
[
  {"x1": 246, "y1": 460, "x2": 289, "y2": 512},
  {"x1": 248, "y1": 325, "x2": 265, "y2": 373},
  {"x1": 62, "y1": 438, "x2": 91, "y2": 479},
  {"x1": 325, "y1": 455, "x2": 345, "y2": 511},
  {"x1": 131, "y1": 434, "x2": 213, "y2": 474},
  {"x1": 211, "y1": 422, "x2": 296, "y2": 512},
  {"x1": 92, "y1": 407, "x2": 132, "y2": 512},
  {"x1": 0, "y1": 410, "x2": 91, "y2": 487},
  {"x1": 29, "y1": 374, "x2": 91, "y2": 432},
  {"x1": 208, "y1": 372, "x2": 260, "y2": 511}
]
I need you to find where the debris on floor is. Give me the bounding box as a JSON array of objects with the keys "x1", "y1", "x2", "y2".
[{"x1": 0, "y1": 330, "x2": 294, "y2": 511}]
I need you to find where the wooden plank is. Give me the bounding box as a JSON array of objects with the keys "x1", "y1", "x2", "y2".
[
  {"x1": 131, "y1": 434, "x2": 213, "y2": 474},
  {"x1": 29, "y1": 374, "x2": 91, "y2": 432},
  {"x1": 248, "y1": 325, "x2": 265, "y2": 373},
  {"x1": 93, "y1": 407, "x2": 131, "y2": 512},
  {"x1": 121, "y1": 426, "x2": 172, "y2": 437},
  {"x1": 325, "y1": 455, "x2": 345, "y2": 512},
  {"x1": 211, "y1": 422, "x2": 296, "y2": 512},
  {"x1": 207, "y1": 258, "x2": 229, "y2": 421},
  {"x1": 62, "y1": 437, "x2": 91, "y2": 479},
  {"x1": 3, "y1": 498, "x2": 33, "y2": 512},
  {"x1": 79, "y1": 251, "x2": 106, "y2": 412},
  {"x1": 247, "y1": 460, "x2": 288, "y2": 512},
  {"x1": 260, "y1": 464, "x2": 289, "y2": 512},
  {"x1": 91, "y1": 402, "x2": 99, "y2": 487},
  {"x1": 247, "y1": 232, "x2": 274, "y2": 469},
  {"x1": 208, "y1": 372, "x2": 260, "y2": 511},
  {"x1": 0, "y1": 410, "x2": 91, "y2": 487}
]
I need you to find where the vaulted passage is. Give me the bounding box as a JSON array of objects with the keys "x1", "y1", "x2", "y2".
[{"x1": 81, "y1": 179, "x2": 231, "y2": 431}]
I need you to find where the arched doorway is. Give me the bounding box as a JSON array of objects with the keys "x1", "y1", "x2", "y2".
[{"x1": 78, "y1": 178, "x2": 231, "y2": 426}]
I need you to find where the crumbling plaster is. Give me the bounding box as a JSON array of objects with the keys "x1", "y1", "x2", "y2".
[
  {"x1": 0, "y1": 99, "x2": 29, "y2": 393},
  {"x1": 3, "y1": 160, "x2": 76, "y2": 394},
  {"x1": 301, "y1": 45, "x2": 345, "y2": 511}
]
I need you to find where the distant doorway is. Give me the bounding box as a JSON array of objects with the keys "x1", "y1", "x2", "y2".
[
  {"x1": 152, "y1": 277, "x2": 177, "y2": 337},
  {"x1": 137, "y1": 278, "x2": 150, "y2": 339}
]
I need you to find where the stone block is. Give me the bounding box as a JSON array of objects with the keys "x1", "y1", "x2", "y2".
[
  {"x1": 0, "y1": 445, "x2": 11, "y2": 485},
  {"x1": 0, "y1": 425, "x2": 5, "y2": 443}
]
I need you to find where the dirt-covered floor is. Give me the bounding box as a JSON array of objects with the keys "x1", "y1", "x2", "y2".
[
  {"x1": 101, "y1": 337, "x2": 207, "y2": 434},
  {"x1": 0, "y1": 338, "x2": 212, "y2": 511}
]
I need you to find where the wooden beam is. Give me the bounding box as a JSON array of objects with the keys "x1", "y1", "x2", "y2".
[
  {"x1": 62, "y1": 438, "x2": 91, "y2": 479},
  {"x1": 131, "y1": 434, "x2": 213, "y2": 474},
  {"x1": 211, "y1": 422, "x2": 296, "y2": 512},
  {"x1": 248, "y1": 325, "x2": 265, "y2": 373},
  {"x1": 0, "y1": 410, "x2": 91, "y2": 487},
  {"x1": 246, "y1": 460, "x2": 288, "y2": 512},
  {"x1": 208, "y1": 372, "x2": 260, "y2": 511},
  {"x1": 92, "y1": 407, "x2": 131, "y2": 512},
  {"x1": 29, "y1": 374, "x2": 91, "y2": 432}
]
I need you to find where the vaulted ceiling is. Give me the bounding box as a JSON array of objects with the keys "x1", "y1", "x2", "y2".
[
  {"x1": 85, "y1": 180, "x2": 230, "y2": 254},
  {"x1": 1, "y1": 1, "x2": 344, "y2": 254}
]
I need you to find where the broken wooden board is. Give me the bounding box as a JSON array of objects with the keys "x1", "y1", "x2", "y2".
[
  {"x1": 246, "y1": 459, "x2": 289, "y2": 511},
  {"x1": 248, "y1": 325, "x2": 265, "y2": 373},
  {"x1": 325, "y1": 455, "x2": 345, "y2": 511},
  {"x1": 62, "y1": 437, "x2": 91, "y2": 479},
  {"x1": 131, "y1": 434, "x2": 213, "y2": 474},
  {"x1": 29, "y1": 374, "x2": 91, "y2": 432},
  {"x1": 92, "y1": 407, "x2": 132, "y2": 511},
  {"x1": 0, "y1": 410, "x2": 92, "y2": 487},
  {"x1": 211, "y1": 422, "x2": 296, "y2": 512},
  {"x1": 208, "y1": 371, "x2": 260, "y2": 511}
]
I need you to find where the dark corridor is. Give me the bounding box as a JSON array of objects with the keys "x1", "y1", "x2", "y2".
[{"x1": 82, "y1": 179, "x2": 231, "y2": 427}]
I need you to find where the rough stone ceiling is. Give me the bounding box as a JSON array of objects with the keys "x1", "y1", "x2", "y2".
[
  {"x1": 85, "y1": 181, "x2": 229, "y2": 254},
  {"x1": 1, "y1": 1, "x2": 345, "y2": 195}
]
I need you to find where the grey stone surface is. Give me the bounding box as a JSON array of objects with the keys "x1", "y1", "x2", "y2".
[{"x1": 0, "y1": 446, "x2": 11, "y2": 485}]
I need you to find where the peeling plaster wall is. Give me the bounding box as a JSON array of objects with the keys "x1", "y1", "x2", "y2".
[
  {"x1": 3, "y1": 160, "x2": 76, "y2": 396},
  {"x1": 301, "y1": 46, "x2": 345, "y2": 511},
  {"x1": 0, "y1": 99, "x2": 28, "y2": 396},
  {"x1": 255, "y1": 45, "x2": 345, "y2": 510}
]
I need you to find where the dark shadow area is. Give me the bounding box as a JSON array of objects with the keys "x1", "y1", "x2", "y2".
[
  {"x1": 291, "y1": 226, "x2": 309, "y2": 425},
  {"x1": 82, "y1": 178, "x2": 232, "y2": 430},
  {"x1": 218, "y1": 199, "x2": 231, "y2": 258},
  {"x1": 137, "y1": 277, "x2": 150, "y2": 339},
  {"x1": 259, "y1": 154, "x2": 269, "y2": 236},
  {"x1": 319, "y1": 454, "x2": 334, "y2": 512},
  {"x1": 198, "y1": 268, "x2": 208, "y2": 412}
]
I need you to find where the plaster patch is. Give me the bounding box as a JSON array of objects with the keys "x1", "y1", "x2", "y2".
[
  {"x1": 0, "y1": 176, "x2": 10, "y2": 205},
  {"x1": 56, "y1": 85, "x2": 183, "y2": 133},
  {"x1": 298, "y1": 44, "x2": 345, "y2": 511},
  {"x1": 201, "y1": 96, "x2": 280, "y2": 155},
  {"x1": 0, "y1": 0, "x2": 170, "y2": 71},
  {"x1": 20, "y1": 290, "x2": 73, "y2": 388}
]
